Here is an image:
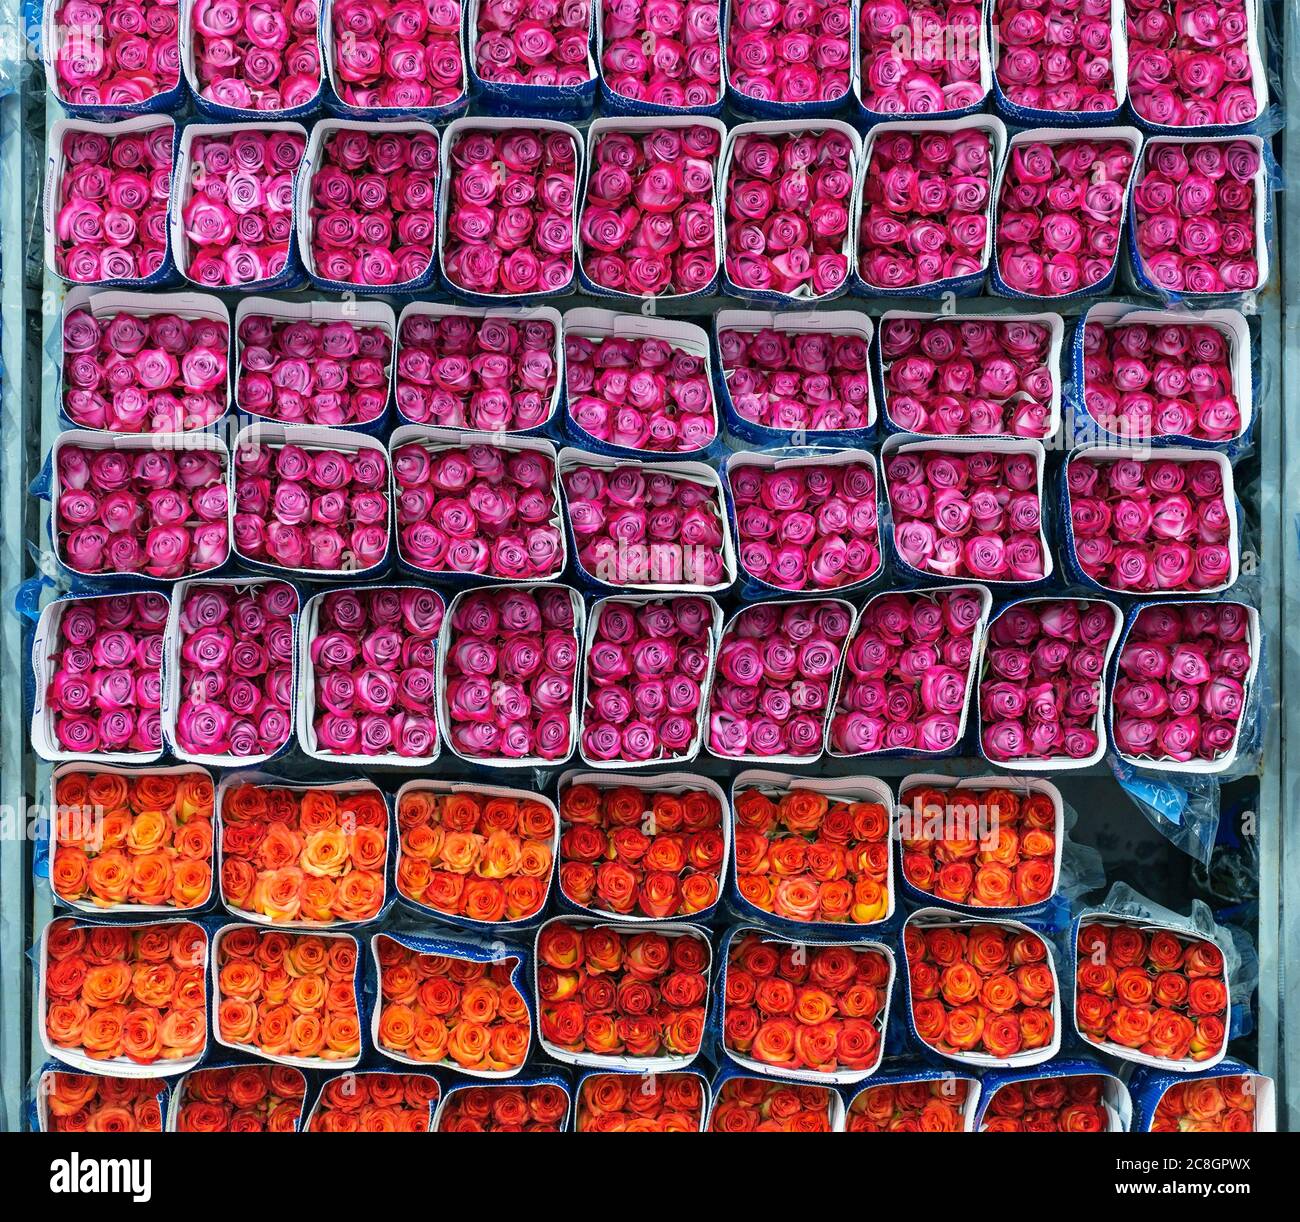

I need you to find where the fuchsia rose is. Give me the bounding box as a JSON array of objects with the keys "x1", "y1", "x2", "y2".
[
  {"x1": 859, "y1": 126, "x2": 992, "y2": 290},
  {"x1": 708, "y1": 599, "x2": 851, "y2": 759},
  {"x1": 879, "y1": 315, "x2": 1056, "y2": 438},
  {"x1": 43, "y1": 593, "x2": 169, "y2": 757},
  {"x1": 331, "y1": 0, "x2": 466, "y2": 109},
  {"x1": 1068, "y1": 454, "x2": 1234, "y2": 593},
  {"x1": 581, "y1": 595, "x2": 716, "y2": 764},
  {"x1": 443, "y1": 586, "x2": 580, "y2": 762},
  {"x1": 995, "y1": 0, "x2": 1118, "y2": 114},
  {"x1": 580, "y1": 123, "x2": 721, "y2": 298},
  {"x1": 980, "y1": 598, "x2": 1118, "y2": 763},
  {"x1": 1114, "y1": 601, "x2": 1253, "y2": 764},
  {"x1": 233, "y1": 438, "x2": 390, "y2": 572},
  {"x1": 62, "y1": 305, "x2": 228, "y2": 433},
  {"x1": 54, "y1": 124, "x2": 173, "y2": 284},
  {"x1": 563, "y1": 459, "x2": 730, "y2": 588},
  {"x1": 565, "y1": 329, "x2": 717, "y2": 453},
  {"x1": 395, "y1": 312, "x2": 558, "y2": 430},
  {"x1": 858, "y1": 0, "x2": 983, "y2": 114},
  {"x1": 53, "y1": 0, "x2": 181, "y2": 108},
  {"x1": 189, "y1": 0, "x2": 322, "y2": 112},
  {"x1": 728, "y1": 0, "x2": 851, "y2": 105},
  {"x1": 1081, "y1": 318, "x2": 1243, "y2": 442},
  {"x1": 476, "y1": 0, "x2": 595, "y2": 89},
  {"x1": 181, "y1": 127, "x2": 305, "y2": 287},
  {"x1": 996, "y1": 137, "x2": 1135, "y2": 297},
  {"x1": 237, "y1": 312, "x2": 391, "y2": 426},
  {"x1": 602, "y1": 0, "x2": 722, "y2": 107},
  {"x1": 725, "y1": 127, "x2": 854, "y2": 299},
  {"x1": 392, "y1": 438, "x2": 564, "y2": 580},
  {"x1": 173, "y1": 580, "x2": 296, "y2": 759},
  {"x1": 831, "y1": 588, "x2": 983, "y2": 755},
  {"x1": 1127, "y1": 0, "x2": 1259, "y2": 129}
]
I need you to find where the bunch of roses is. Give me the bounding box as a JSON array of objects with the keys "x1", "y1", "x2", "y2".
[
  {"x1": 442, "y1": 586, "x2": 580, "y2": 761},
  {"x1": 581, "y1": 597, "x2": 716, "y2": 765},
  {"x1": 438, "y1": 1084, "x2": 569, "y2": 1132},
  {"x1": 443, "y1": 129, "x2": 579, "y2": 296},
  {"x1": 886, "y1": 448, "x2": 1046, "y2": 582},
  {"x1": 43, "y1": 1073, "x2": 165, "y2": 1133},
  {"x1": 905, "y1": 920, "x2": 1056, "y2": 1060},
  {"x1": 174, "y1": 1065, "x2": 305, "y2": 1133},
  {"x1": 1152, "y1": 1077, "x2": 1259, "y2": 1133},
  {"x1": 831, "y1": 588, "x2": 983, "y2": 756},
  {"x1": 981, "y1": 1075, "x2": 1111, "y2": 1132},
  {"x1": 308, "y1": 587, "x2": 442, "y2": 761},
  {"x1": 172, "y1": 580, "x2": 296, "y2": 760},
  {"x1": 55, "y1": 125, "x2": 172, "y2": 284},
  {"x1": 879, "y1": 316, "x2": 1055, "y2": 438},
  {"x1": 216, "y1": 927, "x2": 362, "y2": 1061},
  {"x1": 475, "y1": 0, "x2": 593, "y2": 85},
  {"x1": 1113, "y1": 602, "x2": 1253, "y2": 765},
  {"x1": 731, "y1": 460, "x2": 880, "y2": 592},
  {"x1": 734, "y1": 786, "x2": 890, "y2": 924},
  {"x1": 995, "y1": 0, "x2": 1117, "y2": 113},
  {"x1": 1133, "y1": 141, "x2": 1261, "y2": 295},
  {"x1": 1082, "y1": 321, "x2": 1242, "y2": 443},
  {"x1": 44, "y1": 594, "x2": 168, "y2": 760},
  {"x1": 308, "y1": 127, "x2": 438, "y2": 287},
  {"x1": 53, "y1": 769, "x2": 214, "y2": 911},
  {"x1": 996, "y1": 139, "x2": 1135, "y2": 297},
  {"x1": 718, "y1": 325, "x2": 872, "y2": 434},
  {"x1": 1126, "y1": 0, "x2": 1259, "y2": 129},
  {"x1": 537, "y1": 921, "x2": 709, "y2": 1060},
  {"x1": 708, "y1": 1077, "x2": 835, "y2": 1131},
  {"x1": 602, "y1": 0, "x2": 722, "y2": 107},
  {"x1": 900, "y1": 785, "x2": 1058, "y2": 907},
  {"x1": 563, "y1": 461, "x2": 729, "y2": 588},
  {"x1": 396, "y1": 313, "x2": 557, "y2": 430},
  {"x1": 979, "y1": 600, "x2": 1119, "y2": 764},
  {"x1": 558, "y1": 781, "x2": 724, "y2": 918},
  {"x1": 237, "y1": 314, "x2": 391, "y2": 427},
  {"x1": 62, "y1": 307, "x2": 228, "y2": 434},
  {"x1": 220, "y1": 783, "x2": 389, "y2": 924},
  {"x1": 566, "y1": 332, "x2": 717, "y2": 453},
  {"x1": 189, "y1": 0, "x2": 322, "y2": 111},
  {"x1": 847, "y1": 1079, "x2": 969, "y2": 1132},
  {"x1": 725, "y1": 129, "x2": 853, "y2": 299},
  {"x1": 577, "y1": 1071, "x2": 704, "y2": 1132},
  {"x1": 858, "y1": 0, "x2": 982, "y2": 113},
  {"x1": 182, "y1": 129, "x2": 304, "y2": 287},
  {"x1": 1076, "y1": 922, "x2": 1228, "y2": 1062},
  {"x1": 44, "y1": 918, "x2": 208, "y2": 1066},
  {"x1": 56, "y1": 442, "x2": 228, "y2": 578},
  {"x1": 394, "y1": 441, "x2": 562, "y2": 580},
  {"x1": 329, "y1": 0, "x2": 464, "y2": 109},
  {"x1": 53, "y1": 0, "x2": 181, "y2": 107},
  {"x1": 708, "y1": 600, "x2": 852, "y2": 759},
  {"x1": 580, "y1": 124, "x2": 721, "y2": 297},
  {"x1": 374, "y1": 936, "x2": 531, "y2": 1071},
  {"x1": 1067, "y1": 455, "x2": 1234, "y2": 593},
  {"x1": 395, "y1": 789, "x2": 556, "y2": 923},
  {"x1": 727, "y1": 0, "x2": 852, "y2": 105},
  {"x1": 724, "y1": 932, "x2": 890, "y2": 1075},
  {"x1": 309, "y1": 1072, "x2": 440, "y2": 1132},
  {"x1": 233, "y1": 440, "x2": 389, "y2": 572},
  {"x1": 859, "y1": 128, "x2": 992, "y2": 291}
]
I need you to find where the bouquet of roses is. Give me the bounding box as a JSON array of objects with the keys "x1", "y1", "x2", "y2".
[
  {"x1": 846, "y1": 1077, "x2": 972, "y2": 1131},
  {"x1": 51, "y1": 767, "x2": 214, "y2": 911},
  {"x1": 993, "y1": 0, "x2": 1118, "y2": 114},
  {"x1": 214, "y1": 926, "x2": 362, "y2": 1065},
  {"x1": 372, "y1": 933, "x2": 532, "y2": 1073},
  {"x1": 62, "y1": 300, "x2": 228, "y2": 433},
  {"x1": 858, "y1": 0, "x2": 984, "y2": 115},
  {"x1": 733, "y1": 780, "x2": 891, "y2": 925},
  {"x1": 173, "y1": 1064, "x2": 306, "y2": 1132},
  {"x1": 536, "y1": 918, "x2": 710, "y2": 1064},
  {"x1": 557, "y1": 776, "x2": 725, "y2": 919},
  {"x1": 437, "y1": 1082, "x2": 570, "y2": 1131},
  {"x1": 51, "y1": 0, "x2": 181, "y2": 110},
  {"x1": 43, "y1": 918, "x2": 208, "y2": 1071},
  {"x1": 1150, "y1": 1075, "x2": 1262, "y2": 1132},
  {"x1": 726, "y1": 0, "x2": 852, "y2": 108},
  {"x1": 980, "y1": 1073, "x2": 1116, "y2": 1131},
  {"x1": 601, "y1": 0, "x2": 723, "y2": 110},
  {"x1": 308, "y1": 1071, "x2": 441, "y2": 1132},
  {"x1": 219, "y1": 780, "x2": 389, "y2": 925},
  {"x1": 395, "y1": 786, "x2": 556, "y2": 925},
  {"x1": 187, "y1": 0, "x2": 323, "y2": 112},
  {"x1": 327, "y1": 0, "x2": 466, "y2": 111},
  {"x1": 576, "y1": 1070, "x2": 705, "y2": 1131},
  {"x1": 708, "y1": 1076, "x2": 837, "y2": 1131},
  {"x1": 41, "y1": 1071, "x2": 166, "y2": 1133},
  {"x1": 474, "y1": 0, "x2": 595, "y2": 90}
]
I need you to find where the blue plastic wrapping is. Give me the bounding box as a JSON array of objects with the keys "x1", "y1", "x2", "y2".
[{"x1": 1128, "y1": 1057, "x2": 1276, "y2": 1132}]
